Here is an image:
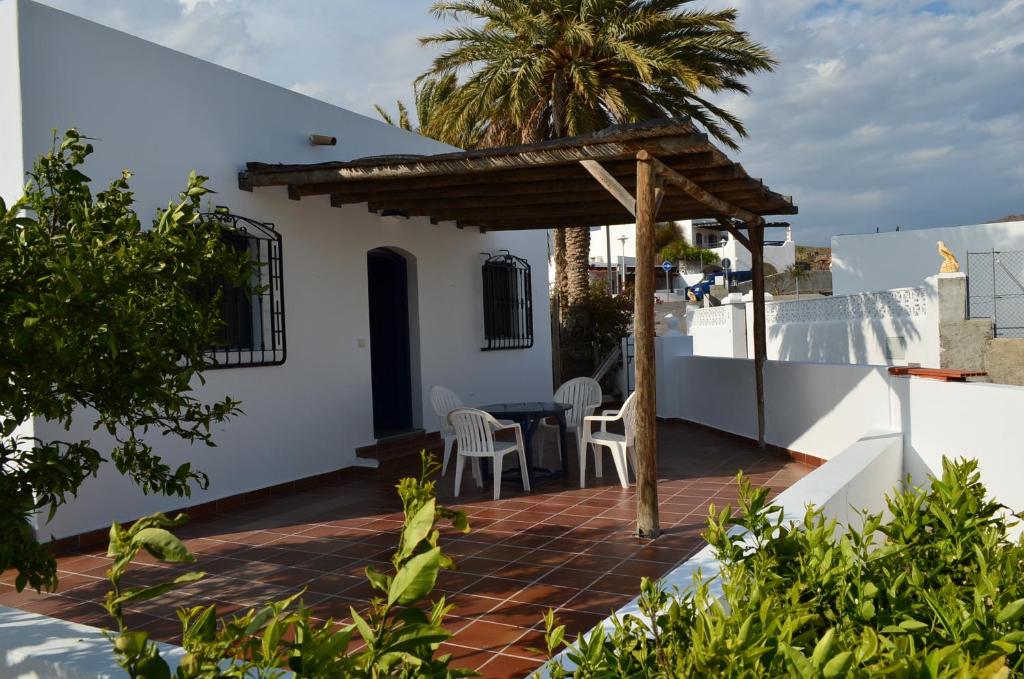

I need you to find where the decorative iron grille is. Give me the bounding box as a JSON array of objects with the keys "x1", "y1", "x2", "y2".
[
  {"x1": 967, "y1": 250, "x2": 1024, "y2": 338},
  {"x1": 202, "y1": 209, "x2": 286, "y2": 367},
  {"x1": 481, "y1": 251, "x2": 533, "y2": 350}
]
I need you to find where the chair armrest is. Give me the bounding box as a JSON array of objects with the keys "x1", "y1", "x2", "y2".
[
  {"x1": 584, "y1": 413, "x2": 620, "y2": 435},
  {"x1": 600, "y1": 409, "x2": 619, "y2": 416}
]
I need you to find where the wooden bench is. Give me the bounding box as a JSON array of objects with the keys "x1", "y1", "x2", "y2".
[{"x1": 887, "y1": 367, "x2": 987, "y2": 382}]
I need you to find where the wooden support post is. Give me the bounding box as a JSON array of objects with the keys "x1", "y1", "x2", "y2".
[
  {"x1": 634, "y1": 151, "x2": 660, "y2": 539},
  {"x1": 749, "y1": 224, "x2": 767, "y2": 449}
]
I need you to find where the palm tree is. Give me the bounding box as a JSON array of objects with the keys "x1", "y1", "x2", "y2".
[
  {"x1": 418, "y1": 0, "x2": 776, "y2": 306},
  {"x1": 374, "y1": 74, "x2": 482, "y2": 148}
]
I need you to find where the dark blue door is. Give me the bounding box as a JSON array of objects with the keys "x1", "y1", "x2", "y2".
[{"x1": 367, "y1": 248, "x2": 413, "y2": 437}]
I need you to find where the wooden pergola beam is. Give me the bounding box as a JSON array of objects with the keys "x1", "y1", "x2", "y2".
[
  {"x1": 641, "y1": 151, "x2": 765, "y2": 226},
  {"x1": 748, "y1": 224, "x2": 768, "y2": 449},
  {"x1": 579, "y1": 160, "x2": 636, "y2": 216},
  {"x1": 633, "y1": 152, "x2": 660, "y2": 539},
  {"x1": 715, "y1": 216, "x2": 753, "y2": 251}
]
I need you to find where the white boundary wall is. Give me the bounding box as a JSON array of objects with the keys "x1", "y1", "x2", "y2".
[
  {"x1": 832, "y1": 220, "x2": 1024, "y2": 295},
  {"x1": 3, "y1": 1, "x2": 553, "y2": 540},
  {"x1": 752, "y1": 279, "x2": 940, "y2": 367},
  {"x1": 686, "y1": 304, "x2": 747, "y2": 358},
  {"x1": 685, "y1": 279, "x2": 940, "y2": 367},
  {"x1": 657, "y1": 352, "x2": 1024, "y2": 513}
]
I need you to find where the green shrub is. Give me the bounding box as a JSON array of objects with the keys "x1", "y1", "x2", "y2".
[
  {"x1": 559, "y1": 280, "x2": 632, "y2": 380},
  {"x1": 104, "y1": 453, "x2": 476, "y2": 678},
  {"x1": 538, "y1": 458, "x2": 1024, "y2": 678}
]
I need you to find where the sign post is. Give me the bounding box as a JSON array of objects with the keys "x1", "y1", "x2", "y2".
[{"x1": 661, "y1": 260, "x2": 673, "y2": 293}]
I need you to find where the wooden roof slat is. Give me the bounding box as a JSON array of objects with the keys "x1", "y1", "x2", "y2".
[
  {"x1": 364, "y1": 186, "x2": 775, "y2": 215},
  {"x1": 288, "y1": 152, "x2": 725, "y2": 198},
  {"x1": 242, "y1": 118, "x2": 797, "y2": 229},
  {"x1": 324, "y1": 166, "x2": 750, "y2": 205}
]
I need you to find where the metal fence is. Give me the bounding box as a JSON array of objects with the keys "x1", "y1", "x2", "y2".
[{"x1": 967, "y1": 250, "x2": 1024, "y2": 338}]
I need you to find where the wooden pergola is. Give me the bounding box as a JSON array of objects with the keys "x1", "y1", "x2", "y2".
[{"x1": 240, "y1": 118, "x2": 797, "y2": 538}]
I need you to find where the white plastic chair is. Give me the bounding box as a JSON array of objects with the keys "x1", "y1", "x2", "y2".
[
  {"x1": 579, "y1": 392, "x2": 638, "y2": 488},
  {"x1": 429, "y1": 385, "x2": 463, "y2": 476},
  {"x1": 538, "y1": 377, "x2": 602, "y2": 467},
  {"x1": 448, "y1": 407, "x2": 531, "y2": 501}
]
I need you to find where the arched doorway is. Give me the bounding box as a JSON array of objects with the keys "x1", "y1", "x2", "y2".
[{"x1": 367, "y1": 248, "x2": 414, "y2": 438}]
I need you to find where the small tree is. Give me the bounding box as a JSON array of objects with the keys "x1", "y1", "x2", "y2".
[
  {"x1": 0, "y1": 130, "x2": 249, "y2": 592},
  {"x1": 783, "y1": 263, "x2": 811, "y2": 299}
]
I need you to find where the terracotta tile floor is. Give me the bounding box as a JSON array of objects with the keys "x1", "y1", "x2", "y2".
[{"x1": 0, "y1": 420, "x2": 811, "y2": 678}]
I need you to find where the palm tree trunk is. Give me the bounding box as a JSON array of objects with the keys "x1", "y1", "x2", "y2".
[
  {"x1": 564, "y1": 226, "x2": 591, "y2": 307},
  {"x1": 553, "y1": 227, "x2": 568, "y2": 306}
]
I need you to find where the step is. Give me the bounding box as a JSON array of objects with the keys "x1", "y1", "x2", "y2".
[{"x1": 356, "y1": 430, "x2": 444, "y2": 466}]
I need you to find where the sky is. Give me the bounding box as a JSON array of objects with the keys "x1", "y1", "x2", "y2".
[{"x1": 37, "y1": 0, "x2": 1024, "y2": 246}]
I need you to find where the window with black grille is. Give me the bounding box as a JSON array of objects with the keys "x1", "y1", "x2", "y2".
[
  {"x1": 201, "y1": 210, "x2": 286, "y2": 368},
  {"x1": 481, "y1": 251, "x2": 533, "y2": 350}
]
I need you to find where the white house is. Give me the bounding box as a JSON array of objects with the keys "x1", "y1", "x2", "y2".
[
  {"x1": 582, "y1": 219, "x2": 796, "y2": 291},
  {"x1": 679, "y1": 219, "x2": 795, "y2": 274},
  {"x1": 1, "y1": 0, "x2": 553, "y2": 542}
]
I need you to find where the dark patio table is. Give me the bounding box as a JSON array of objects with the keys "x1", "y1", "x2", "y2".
[{"x1": 478, "y1": 401, "x2": 571, "y2": 488}]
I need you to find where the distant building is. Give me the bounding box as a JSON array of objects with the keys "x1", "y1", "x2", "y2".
[{"x1": 680, "y1": 219, "x2": 795, "y2": 274}]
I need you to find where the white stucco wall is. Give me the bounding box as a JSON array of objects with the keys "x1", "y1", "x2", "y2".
[
  {"x1": 893, "y1": 377, "x2": 1024, "y2": 516},
  {"x1": 686, "y1": 304, "x2": 747, "y2": 358},
  {"x1": 753, "y1": 280, "x2": 940, "y2": 367},
  {"x1": 685, "y1": 280, "x2": 940, "y2": 367},
  {"x1": 0, "y1": 0, "x2": 23, "y2": 205},
  {"x1": 658, "y1": 349, "x2": 1024, "y2": 514},
  {"x1": 832, "y1": 220, "x2": 1024, "y2": 295},
  {"x1": 7, "y1": 0, "x2": 553, "y2": 540},
  {"x1": 664, "y1": 355, "x2": 893, "y2": 459}
]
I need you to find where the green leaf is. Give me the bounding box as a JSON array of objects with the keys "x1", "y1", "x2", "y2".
[
  {"x1": 388, "y1": 546, "x2": 443, "y2": 607},
  {"x1": 997, "y1": 598, "x2": 1024, "y2": 624},
  {"x1": 812, "y1": 628, "x2": 835, "y2": 667},
  {"x1": 112, "y1": 571, "x2": 204, "y2": 605},
  {"x1": 365, "y1": 564, "x2": 392, "y2": 593},
  {"x1": 130, "y1": 527, "x2": 193, "y2": 563},
  {"x1": 400, "y1": 498, "x2": 436, "y2": 560},
  {"x1": 134, "y1": 653, "x2": 171, "y2": 679},
  {"x1": 823, "y1": 651, "x2": 854, "y2": 678},
  {"x1": 899, "y1": 618, "x2": 929, "y2": 632}
]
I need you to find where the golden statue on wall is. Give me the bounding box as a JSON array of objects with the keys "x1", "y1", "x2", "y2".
[{"x1": 937, "y1": 241, "x2": 960, "y2": 273}]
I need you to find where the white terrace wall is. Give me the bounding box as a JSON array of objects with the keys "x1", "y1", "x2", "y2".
[
  {"x1": 685, "y1": 303, "x2": 747, "y2": 358},
  {"x1": 832, "y1": 220, "x2": 1024, "y2": 295},
  {"x1": 5, "y1": 0, "x2": 553, "y2": 541},
  {"x1": 685, "y1": 279, "x2": 941, "y2": 367},
  {"x1": 656, "y1": 351, "x2": 1024, "y2": 514},
  {"x1": 752, "y1": 280, "x2": 940, "y2": 367}
]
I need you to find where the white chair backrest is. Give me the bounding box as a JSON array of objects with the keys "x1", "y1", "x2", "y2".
[
  {"x1": 620, "y1": 392, "x2": 639, "y2": 446},
  {"x1": 554, "y1": 377, "x2": 602, "y2": 428},
  {"x1": 430, "y1": 386, "x2": 462, "y2": 432},
  {"x1": 448, "y1": 407, "x2": 496, "y2": 454}
]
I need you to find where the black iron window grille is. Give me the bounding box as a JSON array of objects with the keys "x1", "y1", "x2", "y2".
[
  {"x1": 201, "y1": 209, "x2": 286, "y2": 368},
  {"x1": 481, "y1": 251, "x2": 533, "y2": 351}
]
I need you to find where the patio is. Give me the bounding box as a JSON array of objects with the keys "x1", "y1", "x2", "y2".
[{"x1": 0, "y1": 420, "x2": 811, "y2": 678}]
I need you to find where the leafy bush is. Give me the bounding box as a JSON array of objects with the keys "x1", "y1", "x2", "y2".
[
  {"x1": 658, "y1": 239, "x2": 720, "y2": 269},
  {"x1": 559, "y1": 280, "x2": 632, "y2": 381},
  {"x1": 0, "y1": 130, "x2": 249, "y2": 593},
  {"x1": 104, "y1": 453, "x2": 475, "y2": 678},
  {"x1": 539, "y1": 458, "x2": 1024, "y2": 678}
]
